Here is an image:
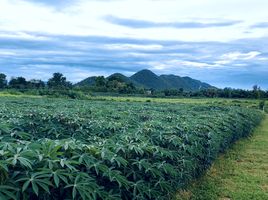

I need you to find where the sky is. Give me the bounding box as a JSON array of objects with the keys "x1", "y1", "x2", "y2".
[{"x1": 0, "y1": 0, "x2": 268, "y2": 89}]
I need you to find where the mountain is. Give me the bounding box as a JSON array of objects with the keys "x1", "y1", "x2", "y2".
[
  {"x1": 76, "y1": 69, "x2": 214, "y2": 91},
  {"x1": 160, "y1": 75, "x2": 212, "y2": 91},
  {"x1": 75, "y1": 76, "x2": 97, "y2": 87},
  {"x1": 129, "y1": 69, "x2": 213, "y2": 91},
  {"x1": 107, "y1": 73, "x2": 132, "y2": 83},
  {"x1": 130, "y1": 69, "x2": 168, "y2": 90}
]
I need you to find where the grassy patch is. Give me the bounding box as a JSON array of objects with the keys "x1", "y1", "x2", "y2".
[
  {"x1": 89, "y1": 96, "x2": 261, "y2": 107},
  {"x1": 177, "y1": 115, "x2": 268, "y2": 200}
]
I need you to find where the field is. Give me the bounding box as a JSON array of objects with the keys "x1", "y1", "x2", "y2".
[
  {"x1": 89, "y1": 96, "x2": 263, "y2": 110},
  {"x1": 0, "y1": 96, "x2": 264, "y2": 200},
  {"x1": 178, "y1": 115, "x2": 268, "y2": 200}
]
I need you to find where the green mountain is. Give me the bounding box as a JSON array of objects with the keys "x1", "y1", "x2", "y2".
[
  {"x1": 76, "y1": 69, "x2": 214, "y2": 91},
  {"x1": 75, "y1": 76, "x2": 97, "y2": 87},
  {"x1": 160, "y1": 74, "x2": 212, "y2": 91},
  {"x1": 129, "y1": 69, "x2": 213, "y2": 91},
  {"x1": 107, "y1": 73, "x2": 132, "y2": 83},
  {"x1": 130, "y1": 69, "x2": 167, "y2": 89}
]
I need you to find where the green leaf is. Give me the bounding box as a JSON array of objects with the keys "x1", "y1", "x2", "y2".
[
  {"x1": 32, "y1": 181, "x2": 39, "y2": 196},
  {"x1": 0, "y1": 185, "x2": 18, "y2": 200},
  {"x1": 36, "y1": 182, "x2": 50, "y2": 194},
  {"x1": 72, "y1": 186, "x2": 77, "y2": 199},
  {"x1": 53, "y1": 173, "x2": 60, "y2": 187},
  {"x1": 22, "y1": 180, "x2": 30, "y2": 192},
  {"x1": 18, "y1": 157, "x2": 32, "y2": 169}
]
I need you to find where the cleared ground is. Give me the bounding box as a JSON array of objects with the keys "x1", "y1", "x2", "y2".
[{"x1": 177, "y1": 115, "x2": 268, "y2": 200}]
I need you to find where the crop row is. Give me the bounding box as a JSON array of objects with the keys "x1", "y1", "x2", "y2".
[{"x1": 0, "y1": 97, "x2": 264, "y2": 200}]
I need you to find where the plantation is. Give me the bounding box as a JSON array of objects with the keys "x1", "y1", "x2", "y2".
[{"x1": 0, "y1": 96, "x2": 264, "y2": 200}]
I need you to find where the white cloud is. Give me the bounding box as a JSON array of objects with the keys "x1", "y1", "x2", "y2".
[
  {"x1": 126, "y1": 52, "x2": 152, "y2": 57},
  {"x1": 104, "y1": 44, "x2": 163, "y2": 51},
  {"x1": 178, "y1": 61, "x2": 217, "y2": 68},
  {"x1": 215, "y1": 51, "x2": 261, "y2": 65},
  {"x1": 221, "y1": 51, "x2": 261, "y2": 60},
  {"x1": 146, "y1": 59, "x2": 220, "y2": 70},
  {"x1": 0, "y1": 31, "x2": 50, "y2": 41},
  {"x1": 0, "y1": 0, "x2": 268, "y2": 88},
  {"x1": 0, "y1": 51, "x2": 17, "y2": 56},
  {"x1": 0, "y1": 0, "x2": 268, "y2": 42}
]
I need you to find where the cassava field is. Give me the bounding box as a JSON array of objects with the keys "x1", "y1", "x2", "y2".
[{"x1": 0, "y1": 96, "x2": 264, "y2": 200}]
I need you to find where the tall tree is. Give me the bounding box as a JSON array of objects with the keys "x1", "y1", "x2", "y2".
[
  {"x1": 28, "y1": 79, "x2": 45, "y2": 89},
  {"x1": 9, "y1": 77, "x2": 28, "y2": 89},
  {"x1": 0, "y1": 73, "x2": 7, "y2": 88},
  {"x1": 47, "y1": 73, "x2": 72, "y2": 89},
  {"x1": 95, "y1": 76, "x2": 106, "y2": 87},
  {"x1": 252, "y1": 85, "x2": 261, "y2": 99}
]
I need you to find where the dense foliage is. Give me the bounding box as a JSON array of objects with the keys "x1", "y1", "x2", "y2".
[
  {"x1": 77, "y1": 74, "x2": 137, "y2": 94},
  {"x1": 0, "y1": 97, "x2": 264, "y2": 200},
  {"x1": 1, "y1": 71, "x2": 268, "y2": 98},
  {"x1": 0, "y1": 73, "x2": 72, "y2": 90},
  {"x1": 75, "y1": 69, "x2": 213, "y2": 94},
  {"x1": 130, "y1": 70, "x2": 212, "y2": 91},
  {"x1": 0, "y1": 73, "x2": 7, "y2": 88}
]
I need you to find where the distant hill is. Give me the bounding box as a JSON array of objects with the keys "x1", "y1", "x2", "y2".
[
  {"x1": 160, "y1": 74, "x2": 212, "y2": 91},
  {"x1": 130, "y1": 69, "x2": 167, "y2": 89},
  {"x1": 76, "y1": 69, "x2": 214, "y2": 91},
  {"x1": 107, "y1": 73, "x2": 132, "y2": 83},
  {"x1": 75, "y1": 76, "x2": 97, "y2": 87}
]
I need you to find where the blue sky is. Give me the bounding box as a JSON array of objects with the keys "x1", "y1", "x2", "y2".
[{"x1": 0, "y1": 0, "x2": 268, "y2": 89}]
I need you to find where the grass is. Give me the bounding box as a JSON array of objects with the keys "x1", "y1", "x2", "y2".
[
  {"x1": 177, "y1": 115, "x2": 268, "y2": 200},
  {"x1": 0, "y1": 91, "x2": 43, "y2": 98},
  {"x1": 91, "y1": 96, "x2": 267, "y2": 113},
  {"x1": 89, "y1": 96, "x2": 260, "y2": 106},
  {"x1": 0, "y1": 91, "x2": 264, "y2": 112}
]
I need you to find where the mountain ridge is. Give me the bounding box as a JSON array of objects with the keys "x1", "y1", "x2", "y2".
[{"x1": 76, "y1": 69, "x2": 214, "y2": 91}]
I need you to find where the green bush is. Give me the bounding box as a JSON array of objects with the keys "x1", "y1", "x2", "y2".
[{"x1": 259, "y1": 100, "x2": 265, "y2": 111}]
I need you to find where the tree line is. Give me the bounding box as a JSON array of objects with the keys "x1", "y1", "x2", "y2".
[
  {"x1": 185, "y1": 86, "x2": 267, "y2": 99},
  {"x1": 0, "y1": 72, "x2": 72, "y2": 90},
  {"x1": 0, "y1": 72, "x2": 267, "y2": 99},
  {"x1": 85, "y1": 75, "x2": 138, "y2": 94},
  {"x1": 150, "y1": 86, "x2": 268, "y2": 99}
]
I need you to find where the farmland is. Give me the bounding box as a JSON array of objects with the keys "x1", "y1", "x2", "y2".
[
  {"x1": 0, "y1": 96, "x2": 264, "y2": 200},
  {"x1": 177, "y1": 115, "x2": 268, "y2": 200}
]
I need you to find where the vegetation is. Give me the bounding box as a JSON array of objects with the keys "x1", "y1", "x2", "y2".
[
  {"x1": 81, "y1": 74, "x2": 138, "y2": 94},
  {"x1": 0, "y1": 96, "x2": 264, "y2": 199},
  {"x1": 259, "y1": 100, "x2": 266, "y2": 112},
  {"x1": 47, "y1": 73, "x2": 72, "y2": 89},
  {"x1": 0, "y1": 73, "x2": 72, "y2": 90},
  {"x1": 0, "y1": 73, "x2": 7, "y2": 88},
  {"x1": 76, "y1": 69, "x2": 212, "y2": 92},
  {"x1": 1, "y1": 71, "x2": 268, "y2": 99},
  {"x1": 177, "y1": 115, "x2": 268, "y2": 200},
  {"x1": 87, "y1": 96, "x2": 268, "y2": 113}
]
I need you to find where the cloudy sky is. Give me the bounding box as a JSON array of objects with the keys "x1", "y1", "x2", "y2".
[{"x1": 0, "y1": 0, "x2": 268, "y2": 89}]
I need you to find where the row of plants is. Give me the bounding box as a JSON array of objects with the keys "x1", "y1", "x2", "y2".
[{"x1": 0, "y1": 97, "x2": 264, "y2": 199}]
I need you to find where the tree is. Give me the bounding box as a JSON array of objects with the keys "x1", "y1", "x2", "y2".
[
  {"x1": 47, "y1": 73, "x2": 72, "y2": 89},
  {"x1": 222, "y1": 88, "x2": 232, "y2": 98},
  {"x1": 28, "y1": 79, "x2": 45, "y2": 89},
  {"x1": 95, "y1": 76, "x2": 106, "y2": 87},
  {"x1": 0, "y1": 73, "x2": 7, "y2": 89},
  {"x1": 252, "y1": 85, "x2": 261, "y2": 99},
  {"x1": 259, "y1": 100, "x2": 265, "y2": 112},
  {"x1": 9, "y1": 77, "x2": 28, "y2": 89}
]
